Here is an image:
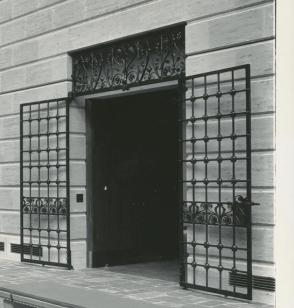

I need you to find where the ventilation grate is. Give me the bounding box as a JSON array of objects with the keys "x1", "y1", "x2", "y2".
[
  {"x1": 253, "y1": 275, "x2": 276, "y2": 292},
  {"x1": 11, "y1": 244, "x2": 42, "y2": 257},
  {"x1": 229, "y1": 272, "x2": 275, "y2": 292},
  {"x1": 0, "y1": 242, "x2": 4, "y2": 251}
]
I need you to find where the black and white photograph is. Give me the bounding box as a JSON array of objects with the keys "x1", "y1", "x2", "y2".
[{"x1": 0, "y1": 0, "x2": 291, "y2": 307}]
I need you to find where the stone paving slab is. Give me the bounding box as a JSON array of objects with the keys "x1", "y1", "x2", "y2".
[{"x1": 0, "y1": 259, "x2": 274, "y2": 308}]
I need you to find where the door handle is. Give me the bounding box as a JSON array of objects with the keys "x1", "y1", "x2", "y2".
[{"x1": 235, "y1": 195, "x2": 260, "y2": 206}]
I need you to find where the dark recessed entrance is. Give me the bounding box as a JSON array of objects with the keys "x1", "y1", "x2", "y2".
[{"x1": 88, "y1": 89, "x2": 179, "y2": 268}]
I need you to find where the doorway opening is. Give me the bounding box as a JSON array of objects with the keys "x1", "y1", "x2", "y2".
[{"x1": 87, "y1": 88, "x2": 179, "y2": 279}]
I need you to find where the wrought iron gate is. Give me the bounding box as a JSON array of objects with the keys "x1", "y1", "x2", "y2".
[
  {"x1": 20, "y1": 98, "x2": 71, "y2": 268},
  {"x1": 179, "y1": 65, "x2": 256, "y2": 299}
]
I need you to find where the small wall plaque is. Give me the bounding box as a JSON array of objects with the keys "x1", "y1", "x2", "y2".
[{"x1": 76, "y1": 194, "x2": 83, "y2": 203}]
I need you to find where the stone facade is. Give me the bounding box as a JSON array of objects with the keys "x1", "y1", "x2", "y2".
[{"x1": 0, "y1": 0, "x2": 275, "y2": 304}]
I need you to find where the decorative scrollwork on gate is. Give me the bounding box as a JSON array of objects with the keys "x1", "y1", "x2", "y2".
[
  {"x1": 22, "y1": 197, "x2": 68, "y2": 215},
  {"x1": 72, "y1": 25, "x2": 185, "y2": 95},
  {"x1": 183, "y1": 195, "x2": 248, "y2": 226}
]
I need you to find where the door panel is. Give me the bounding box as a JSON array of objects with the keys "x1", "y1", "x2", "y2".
[
  {"x1": 91, "y1": 90, "x2": 178, "y2": 266},
  {"x1": 179, "y1": 65, "x2": 254, "y2": 299}
]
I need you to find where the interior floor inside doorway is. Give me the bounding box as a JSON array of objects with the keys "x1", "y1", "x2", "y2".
[{"x1": 105, "y1": 259, "x2": 179, "y2": 282}]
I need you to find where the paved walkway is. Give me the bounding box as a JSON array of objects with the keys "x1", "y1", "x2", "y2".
[{"x1": 0, "y1": 259, "x2": 274, "y2": 308}]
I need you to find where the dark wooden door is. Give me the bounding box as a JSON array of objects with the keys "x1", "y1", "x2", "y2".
[{"x1": 91, "y1": 90, "x2": 178, "y2": 267}]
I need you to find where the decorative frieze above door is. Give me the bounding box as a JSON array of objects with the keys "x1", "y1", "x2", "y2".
[{"x1": 71, "y1": 25, "x2": 185, "y2": 96}]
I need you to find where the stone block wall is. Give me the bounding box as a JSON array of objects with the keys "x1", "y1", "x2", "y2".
[{"x1": 0, "y1": 0, "x2": 275, "y2": 303}]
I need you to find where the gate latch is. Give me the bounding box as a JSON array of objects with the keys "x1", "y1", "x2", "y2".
[{"x1": 236, "y1": 195, "x2": 260, "y2": 206}]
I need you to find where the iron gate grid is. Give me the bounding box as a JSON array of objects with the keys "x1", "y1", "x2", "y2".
[
  {"x1": 18, "y1": 62, "x2": 254, "y2": 299},
  {"x1": 20, "y1": 98, "x2": 71, "y2": 268},
  {"x1": 178, "y1": 65, "x2": 252, "y2": 299}
]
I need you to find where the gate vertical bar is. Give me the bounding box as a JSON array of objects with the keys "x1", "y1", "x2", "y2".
[
  {"x1": 66, "y1": 99, "x2": 72, "y2": 268},
  {"x1": 29, "y1": 105, "x2": 32, "y2": 260},
  {"x1": 216, "y1": 72, "x2": 222, "y2": 291},
  {"x1": 178, "y1": 75, "x2": 186, "y2": 286},
  {"x1": 47, "y1": 101, "x2": 50, "y2": 263},
  {"x1": 245, "y1": 65, "x2": 253, "y2": 299},
  {"x1": 38, "y1": 103, "x2": 41, "y2": 261},
  {"x1": 20, "y1": 105, "x2": 24, "y2": 263}
]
